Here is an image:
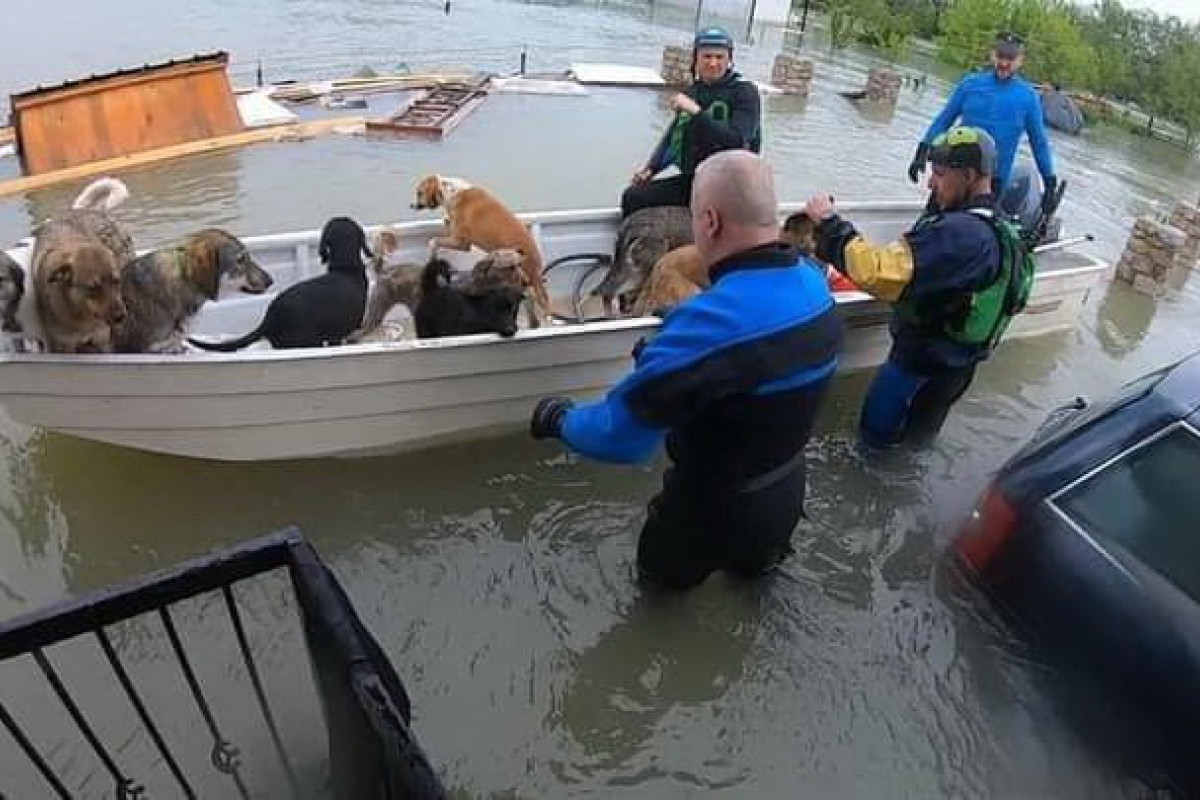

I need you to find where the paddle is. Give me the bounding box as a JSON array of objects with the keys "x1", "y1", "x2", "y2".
[{"x1": 1032, "y1": 233, "x2": 1095, "y2": 255}]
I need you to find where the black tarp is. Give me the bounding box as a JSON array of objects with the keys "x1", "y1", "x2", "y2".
[{"x1": 1042, "y1": 88, "x2": 1085, "y2": 135}]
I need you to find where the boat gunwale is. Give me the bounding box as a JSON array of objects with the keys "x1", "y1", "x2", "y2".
[{"x1": 0, "y1": 200, "x2": 1109, "y2": 368}]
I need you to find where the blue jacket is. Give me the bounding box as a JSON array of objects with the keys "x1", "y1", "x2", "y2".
[
  {"x1": 921, "y1": 70, "x2": 1055, "y2": 189},
  {"x1": 559, "y1": 243, "x2": 842, "y2": 486}
]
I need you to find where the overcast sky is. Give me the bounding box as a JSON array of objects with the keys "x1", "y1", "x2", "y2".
[{"x1": 1119, "y1": 0, "x2": 1198, "y2": 23}]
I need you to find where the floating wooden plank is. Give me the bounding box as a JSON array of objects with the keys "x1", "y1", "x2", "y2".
[
  {"x1": 0, "y1": 127, "x2": 14, "y2": 146},
  {"x1": 0, "y1": 116, "x2": 365, "y2": 199},
  {"x1": 568, "y1": 63, "x2": 666, "y2": 87},
  {"x1": 364, "y1": 77, "x2": 490, "y2": 139},
  {"x1": 10, "y1": 52, "x2": 245, "y2": 176}
]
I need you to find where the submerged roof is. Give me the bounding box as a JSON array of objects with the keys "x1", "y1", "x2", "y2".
[{"x1": 10, "y1": 51, "x2": 230, "y2": 102}]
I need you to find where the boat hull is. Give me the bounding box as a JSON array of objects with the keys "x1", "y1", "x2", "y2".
[{"x1": 0, "y1": 202, "x2": 1110, "y2": 461}]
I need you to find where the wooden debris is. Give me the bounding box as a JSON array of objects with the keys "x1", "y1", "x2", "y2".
[
  {"x1": 365, "y1": 77, "x2": 490, "y2": 139},
  {"x1": 0, "y1": 116, "x2": 365, "y2": 199}
]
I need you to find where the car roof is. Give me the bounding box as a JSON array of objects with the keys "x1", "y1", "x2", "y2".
[
  {"x1": 1001, "y1": 350, "x2": 1200, "y2": 501},
  {"x1": 1152, "y1": 349, "x2": 1200, "y2": 418}
]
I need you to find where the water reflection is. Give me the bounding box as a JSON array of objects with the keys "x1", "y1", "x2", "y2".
[{"x1": 557, "y1": 581, "x2": 760, "y2": 781}]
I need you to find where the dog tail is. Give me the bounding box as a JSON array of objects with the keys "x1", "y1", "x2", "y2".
[
  {"x1": 186, "y1": 322, "x2": 267, "y2": 353},
  {"x1": 72, "y1": 177, "x2": 131, "y2": 212}
]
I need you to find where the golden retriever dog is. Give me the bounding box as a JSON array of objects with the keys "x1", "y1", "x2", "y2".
[
  {"x1": 630, "y1": 210, "x2": 829, "y2": 317},
  {"x1": 411, "y1": 174, "x2": 550, "y2": 327},
  {"x1": 113, "y1": 229, "x2": 274, "y2": 353},
  {"x1": 31, "y1": 177, "x2": 134, "y2": 353}
]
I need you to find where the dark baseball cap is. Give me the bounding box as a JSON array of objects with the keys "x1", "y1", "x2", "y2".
[{"x1": 994, "y1": 31, "x2": 1025, "y2": 58}]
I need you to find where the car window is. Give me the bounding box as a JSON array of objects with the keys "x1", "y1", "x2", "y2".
[{"x1": 1052, "y1": 425, "x2": 1200, "y2": 602}]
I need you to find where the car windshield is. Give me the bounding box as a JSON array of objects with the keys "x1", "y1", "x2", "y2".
[{"x1": 1053, "y1": 424, "x2": 1200, "y2": 602}]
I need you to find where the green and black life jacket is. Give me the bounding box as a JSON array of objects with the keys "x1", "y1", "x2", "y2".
[{"x1": 898, "y1": 207, "x2": 1036, "y2": 353}]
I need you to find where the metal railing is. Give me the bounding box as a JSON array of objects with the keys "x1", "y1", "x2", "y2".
[{"x1": 0, "y1": 528, "x2": 446, "y2": 800}]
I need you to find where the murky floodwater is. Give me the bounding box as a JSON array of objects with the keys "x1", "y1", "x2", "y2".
[{"x1": 3, "y1": 0, "x2": 1200, "y2": 796}]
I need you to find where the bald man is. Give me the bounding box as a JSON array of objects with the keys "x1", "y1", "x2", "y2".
[{"x1": 530, "y1": 151, "x2": 844, "y2": 591}]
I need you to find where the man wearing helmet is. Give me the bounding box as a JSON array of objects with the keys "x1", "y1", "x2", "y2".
[
  {"x1": 620, "y1": 26, "x2": 763, "y2": 218},
  {"x1": 908, "y1": 31, "x2": 1057, "y2": 213},
  {"x1": 805, "y1": 126, "x2": 1029, "y2": 448}
]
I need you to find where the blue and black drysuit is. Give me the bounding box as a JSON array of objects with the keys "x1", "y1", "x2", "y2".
[
  {"x1": 548, "y1": 243, "x2": 842, "y2": 589},
  {"x1": 620, "y1": 69, "x2": 762, "y2": 218},
  {"x1": 815, "y1": 196, "x2": 1002, "y2": 448},
  {"x1": 920, "y1": 70, "x2": 1056, "y2": 192}
]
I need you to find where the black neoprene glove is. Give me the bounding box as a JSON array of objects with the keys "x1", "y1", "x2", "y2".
[
  {"x1": 1041, "y1": 175, "x2": 1059, "y2": 215},
  {"x1": 908, "y1": 141, "x2": 931, "y2": 184},
  {"x1": 530, "y1": 397, "x2": 574, "y2": 440}
]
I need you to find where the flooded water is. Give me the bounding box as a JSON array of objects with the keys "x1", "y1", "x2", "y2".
[{"x1": 3, "y1": 0, "x2": 1200, "y2": 796}]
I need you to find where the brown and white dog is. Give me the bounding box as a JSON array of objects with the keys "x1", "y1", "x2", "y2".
[
  {"x1": 31, "y1": 177, "x2": 135, "y2": 353},
  {"x1": 629, "y1": 210, "x2": 825, "y2": 317},
  {"x1": 411, "y1": 174, "x2": 550, "y2": 327},
  {"x1": 113, "y1": 228, "x2": 273, "y2": 353}
]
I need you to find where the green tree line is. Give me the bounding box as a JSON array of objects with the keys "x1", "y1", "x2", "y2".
[{"x1": 807, "y1": 0, "x2": 1200, "y2": 144}]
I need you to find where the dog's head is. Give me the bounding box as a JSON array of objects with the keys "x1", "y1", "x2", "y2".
[
  {"x1": 319, "y1": 216, "x2": 373, "y2": 270},
  {"x1": 779, "y1": 211, "x2": 818, "y2": 256},
  {"x1": 412, "y1": 175, "x2": 444, "y2": 211},
  {"x1": 411, "y1": 174, "x2": 471, "y2": 211},
  {"x1": 0, "y1": 256, "x2": 24, "y2": 332},
  {"x1": 469, "y1": 284, "x2": 525, "y2": 338},
  {"x1": 369, "y1": 227, "x2": 403, "y2": 272},
  {"x1": 467, "y1": 248, "x2": 527, "y2": 293},
  {"x1": 42, "y1": 242, "x2": 126, "y2": 326},
  {"x1": 190, "y1": 229, "x2": 273, "y2": 297}
]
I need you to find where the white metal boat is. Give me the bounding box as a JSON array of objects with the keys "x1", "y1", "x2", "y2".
[{"x1": 0, "y1": 201, "x2": 1110, "y2": 462}]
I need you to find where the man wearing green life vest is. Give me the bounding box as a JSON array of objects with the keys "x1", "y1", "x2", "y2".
[
  {"x1": 620, "y1": 26, "x2": 763, "y2": 218},
  {"x1": 805, "y1": 126, "x2": 1035, "y2": 448}
]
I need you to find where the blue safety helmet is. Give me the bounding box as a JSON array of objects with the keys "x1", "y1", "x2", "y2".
[{"x1": 694, "y1": 26, "x2": 734, "y2": 53}]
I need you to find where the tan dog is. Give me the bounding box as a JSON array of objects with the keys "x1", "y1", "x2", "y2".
[
  {"x1": 114, "y1": 229, "x2": 273, "y2": 353},
  {"x1": 630, "y1": 211, "x2": 824, "y2": 317},
  {"x1": 411, "y1": 174, "x2": 550, "y2": 327},
  {"x1": 31, "y1": 177, "x2": 135, "y2": 353}
]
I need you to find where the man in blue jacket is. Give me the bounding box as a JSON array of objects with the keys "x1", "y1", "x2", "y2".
[
  {"x1": 620, "y1": 26, "x2": 763, "y2": 218},
  {"x1": 531, "y1": 150, "x2": 842, "y2": 590},
  {"x1": 909, "y1": 32, "x2": 1057, "y2": 210}
]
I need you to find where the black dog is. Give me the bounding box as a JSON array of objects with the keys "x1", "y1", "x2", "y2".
[
  {"x1": 414, "y1": 257, "x2": 525, "y2": 340},
  {"x1": 188, "y1": 217, "x2": 371, "y2": 351},
  {"x1": 0, "y1": 253, "x2": 24, "y2": 334}
]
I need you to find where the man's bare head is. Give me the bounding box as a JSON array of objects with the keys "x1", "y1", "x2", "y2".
[{"x1": 690, "y1": 150, "x2": 780, "y2": 267}]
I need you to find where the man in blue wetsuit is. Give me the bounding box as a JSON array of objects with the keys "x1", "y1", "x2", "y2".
[
  {"x1": 810, "y1": 126, "x2": 1029, "y2": 449},
  {"x1": 908, "y1": 31, "x2": 1057, "y2": 211},
  {"x1": 530, "y1": 150, "x2": 842, "y2": 590},
  {"x1": 620, "y1": 26, "x2": 763, "y2": 218}
]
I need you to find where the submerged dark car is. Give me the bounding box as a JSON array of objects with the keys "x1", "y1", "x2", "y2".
[{"x1": 952, "y1": 350, "x2": 1200, "y2": 793}]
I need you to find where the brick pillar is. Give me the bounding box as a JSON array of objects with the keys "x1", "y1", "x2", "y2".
[
  {"x1": 1114, "y1": 217, "x2": 1190, "y2": 297},
  {"x1": 864, "y1": 67, "x2": 902, "y2": 102},
  {"x1": 661, "y1": 46, "x2": 692, "y2": 87},
  {"x1": 1167, "y1": 201, "x2": 1200, "y2": 266},
  {"x1": 770, "y1": 53, "x2": 814, "y2": 96}
]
